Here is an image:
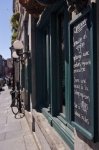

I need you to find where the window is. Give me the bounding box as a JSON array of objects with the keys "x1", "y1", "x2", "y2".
[
  {"x1": 57, "y1": 13, "x2": 65, "y2": 115},
  {"x1": 39, "y1": 4, "x2": 74, "y2": 149},
  {"x1": 44, "y1": 11, "x2": 67, "y2": 117},
  {"x1": 45, "y1": 28, "x2": 51, "y2": 111}
]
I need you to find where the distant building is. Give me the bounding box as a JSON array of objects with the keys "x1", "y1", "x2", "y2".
[
  {"x1": 5, "y1": 58, "x2": 13, "y2": 77},
  {"x1": 0, "y1": 54, "x2": 13, "y2": 78},
  {"x1": 0, "y1": 55, "x2": 3, "y2": 77}
]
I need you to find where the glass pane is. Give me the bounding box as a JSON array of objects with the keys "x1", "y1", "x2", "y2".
[
  {"x1": 58, "y1": 13, "x2": 65, "y2": 115},
  {"x1": 45, "y1": 30, "x2": 51, "y2": 111}
]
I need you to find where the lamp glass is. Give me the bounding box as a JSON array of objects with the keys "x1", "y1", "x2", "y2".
[
  {"x1": 13, "y1": 40, "x2": 24, "y2": 50},
  {"x1": 12, "y1": 51, "x2": 19, "y2": 59}
]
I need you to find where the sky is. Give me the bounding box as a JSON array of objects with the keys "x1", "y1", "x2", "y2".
[{"x1": 0, "y1": 0, "x2": 13, "y2": 59}]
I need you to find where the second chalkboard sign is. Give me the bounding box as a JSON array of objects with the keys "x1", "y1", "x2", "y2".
[{"x1": 70, "y1": 5, "x2": 97, "y2": 140}]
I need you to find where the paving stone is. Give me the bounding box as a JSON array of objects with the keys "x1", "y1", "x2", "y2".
[
  {"x1": 20, "y1": 118, "x2": 30, "y2": 132},
  {"x1": 0, "y1": 124, "x2": 6, "y2": 134},
  {"x1": 5, "y1": 127, "x2": 30, "y2": 140},
  {"x1": 7, "y1": 115, "x2": 20, "y2": 123},
  {"x1": 24, "y1": 134, "x2": 39, "y2": 150},
  {"x1": 0, "y1": 137, "x2": 26, "y2": 150},
  {"x1": 5, "y1": 122, "x2": 22, "y2": 132},
  {"x1": 0, "y1": 85, "x2": 39, "y2": 150},
  {"x1": 5, "y1": 130, "x2": 23, "y2": 140},
  {"x1": 0, "y1": 117, "x2": 7, "y2": 124},
  {"x1": 0, "y1": 133, "x2": 6, "y2": 141}
]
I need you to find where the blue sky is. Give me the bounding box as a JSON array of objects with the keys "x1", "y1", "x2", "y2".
[{"x1": 0, "y1": 0, "x2": 13, "y2": 59}]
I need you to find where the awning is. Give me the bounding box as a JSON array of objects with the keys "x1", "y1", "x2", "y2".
[
  {"x1": 35, "y1": 0, "x2": 59, "y2": 6},
  {"x1": 19, "y1": 0, "x2": 45, "y2": 18}
]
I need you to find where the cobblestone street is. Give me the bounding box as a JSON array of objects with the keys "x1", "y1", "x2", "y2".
[{"x1": 0, "y1": 85, "x2": 39, "y2": 150}]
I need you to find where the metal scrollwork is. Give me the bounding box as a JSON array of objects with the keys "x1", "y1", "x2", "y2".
[{"x1": 66, "y1": 0, "x2": 89, "y2": 13}]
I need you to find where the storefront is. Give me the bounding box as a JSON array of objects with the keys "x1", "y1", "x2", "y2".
[
  {"x1": 17, "y1": 0, "x2": 99, "y2": 149},
  {"x1": 32, "y1": 0, "x2": 99, "y2": 149}
]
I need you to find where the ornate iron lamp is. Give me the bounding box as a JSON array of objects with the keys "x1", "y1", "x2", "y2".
[
  {"x1": 12, "y1": 40, "x2": 30, "y2": 63},
  {"x1": 66, "y1": 0, "x2": 89, "y2": 13}
]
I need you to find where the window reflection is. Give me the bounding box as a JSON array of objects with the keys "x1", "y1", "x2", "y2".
[{"x1": 58, "y1": 13, "x2": 65, "y2": 115}]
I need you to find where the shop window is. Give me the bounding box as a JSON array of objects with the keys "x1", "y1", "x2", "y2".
[
  {"x1": 45, "y1": 29, "x2": 51, "y2": 111},
  {"x1": 57, "y1": 13, "x2": 65, "y2": 115},
  {"x1": 43, "y1": 11, "x2": 67, "y2": 117},
  {"x1": 39, "y1": 3, "x2": 74, "y2": 148}
]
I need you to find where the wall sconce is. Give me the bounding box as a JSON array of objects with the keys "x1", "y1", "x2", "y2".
[
  {"x1": 12, "y1": 40, "x2": 30, "y2": 63},
  {"x1": 13, "y1": 40, "x2": 24, "y2": 55}
]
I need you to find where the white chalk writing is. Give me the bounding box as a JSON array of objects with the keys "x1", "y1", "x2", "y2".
[{"x1": 74, "y1": 19, "x2": 87, "y2": 33}]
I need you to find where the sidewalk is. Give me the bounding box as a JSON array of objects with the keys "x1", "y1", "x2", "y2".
[{"x1": 0, "y1": 85, "x2": 39, "y2": 150}]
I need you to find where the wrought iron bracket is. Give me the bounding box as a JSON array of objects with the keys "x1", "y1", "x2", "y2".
[{"x1": 66, "y1": 0, "x2": 89, "y2": 13}]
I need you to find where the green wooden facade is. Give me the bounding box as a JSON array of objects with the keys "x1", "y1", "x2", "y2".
[
  {"x1": 31, "y1": 1, "x2": 97, "y2": 149},
  {"x1": 20, "y1": 0, "x2": 98, "y2": 149}
]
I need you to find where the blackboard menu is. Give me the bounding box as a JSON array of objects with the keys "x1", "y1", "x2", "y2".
[{"x1": 71, "y1": 12, "x2": 94, "y2": 135}]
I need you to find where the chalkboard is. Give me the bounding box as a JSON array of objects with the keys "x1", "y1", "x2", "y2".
[{"x1": 70, "y1": 7, "x2": 97, "y2": 140}]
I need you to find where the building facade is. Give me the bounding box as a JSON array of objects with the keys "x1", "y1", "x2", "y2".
[
  {"x1": 0, "y1": 56, "x2": 12, "y2": 78},
  {"x1": 12, "y1": 0, "x2": 99, "y2": 149},
  {"x1": 0, "y1": 55, "x2": 3, "y2": 77}
]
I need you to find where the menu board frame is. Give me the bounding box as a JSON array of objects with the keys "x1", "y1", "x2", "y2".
[{"x1": 69, "y1": 4, "x2": 97, "y2": 140}]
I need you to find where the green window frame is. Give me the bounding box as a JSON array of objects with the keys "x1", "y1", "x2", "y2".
[
  {"x1": 36, "y1": 1, "x2": 74, "y2": 149},
  {"x1": 49, "y1": 8, "x2": 72, "y2": 121},
  {"x1": 45, "y1": 27, "x2": 51, "y2": 111},
  {"x1": 41, "y1": 5, "x2": 74, "y2": 149}
]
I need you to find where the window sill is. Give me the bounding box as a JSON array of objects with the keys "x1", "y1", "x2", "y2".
[{"x1": 42, "y1": 108, "x2": 74, "y2": 149}]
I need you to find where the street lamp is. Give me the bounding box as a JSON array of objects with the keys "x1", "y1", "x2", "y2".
[
  {"x1": 12, "y1": 40, "x2": 24, "y2": 113},
  {"x1": 9, "y1": 46, "x2": 19, "y2": 108},
  {"x1": 12, "y1": 40, "x2": 30, "y2": 113},
  {"x1": 13, "y1": 40, "x2": 24, "y2": 55},
  {"x1": 12, "y1": 40, "x2": 30, "y2": 63},
  {"x1": 12, "y1": 51, "x2": 19, "y2": 59},
  {"x1": 9, "y1": 46, "x2": 18, "y2": 91},
  {"x1": 12, "y1": 39, "x2": 30, "y2": 90}
]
